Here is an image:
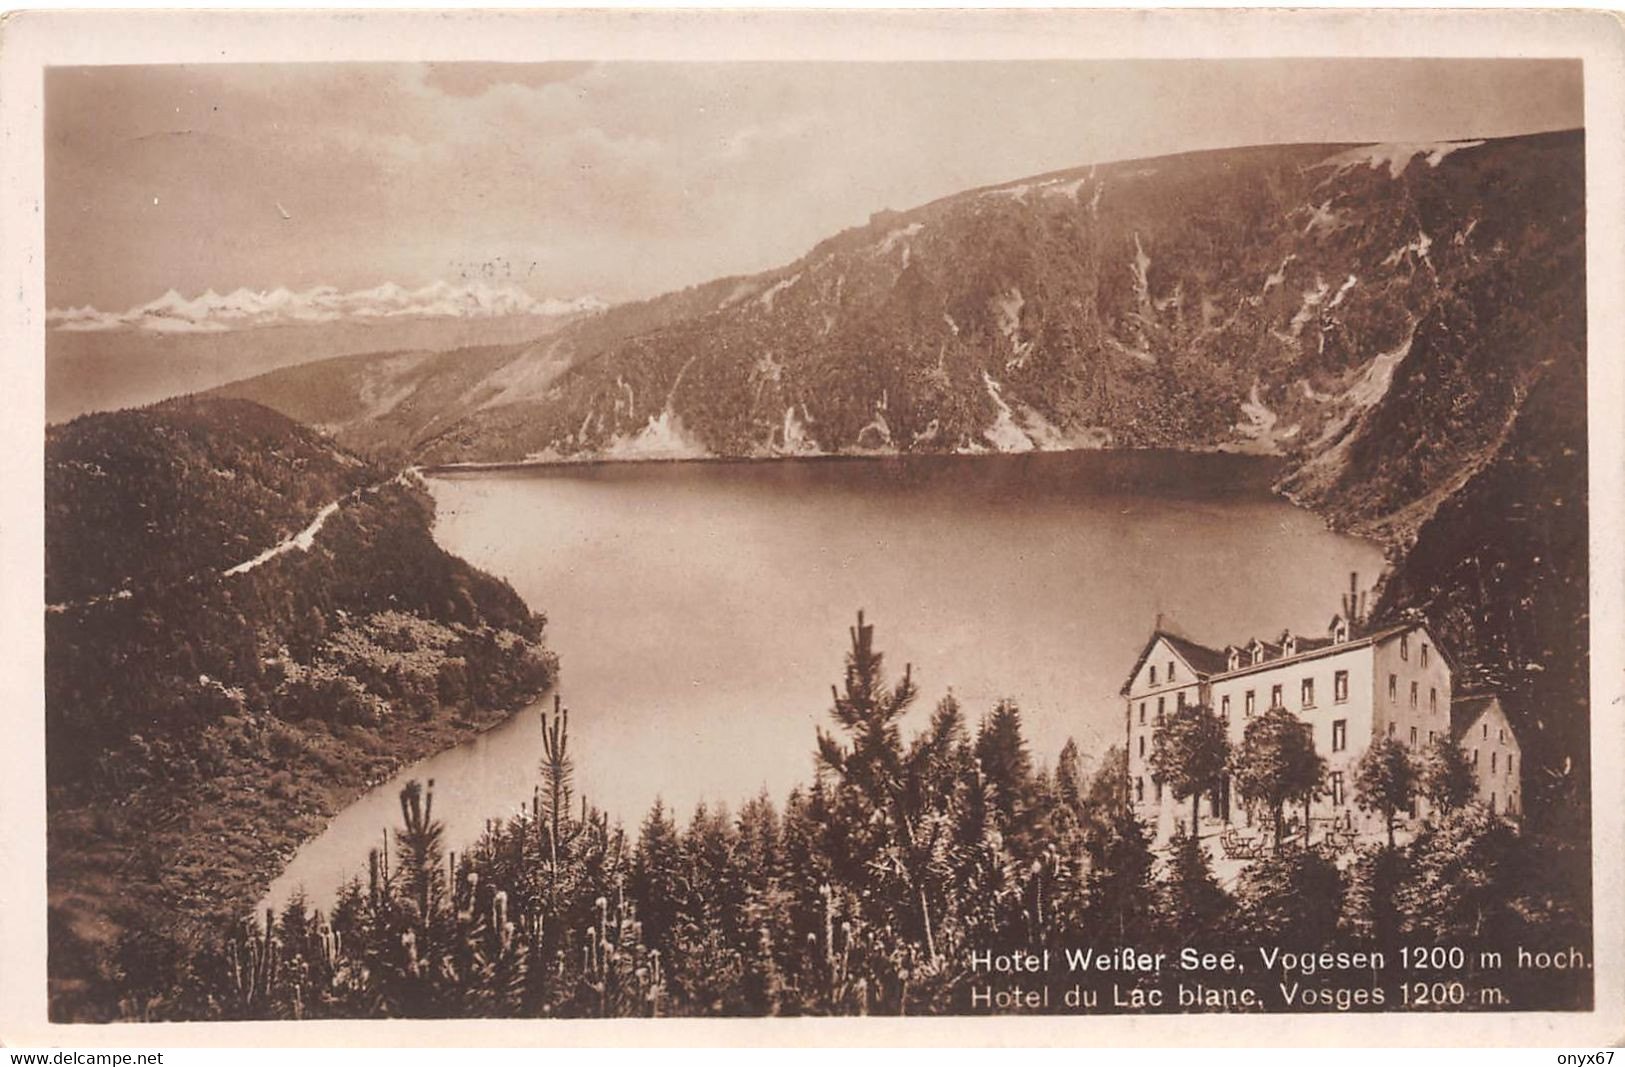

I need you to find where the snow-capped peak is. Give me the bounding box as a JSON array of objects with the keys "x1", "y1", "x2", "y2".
[{"x1": 47, "y1": 282, "x2": 609, "y2": 334}]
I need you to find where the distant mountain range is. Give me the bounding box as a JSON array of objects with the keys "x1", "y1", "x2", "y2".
[
  {"x1": 45, "y1": 284, "x2": 605, "y2": 424},
  {"x1": 49, "y1": 280, "x2": 607, "y2": 335}
]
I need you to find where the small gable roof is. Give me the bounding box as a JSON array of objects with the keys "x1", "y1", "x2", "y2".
[
  {"x1": 1450, "y1": 693, "x2": 1506, "y2": 742},
  {"x1": 1119, "y1": 630, "x2": 1229, "y2": 694}
]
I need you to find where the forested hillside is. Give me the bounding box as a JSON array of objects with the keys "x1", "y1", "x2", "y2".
[
  {"x1": 46, "y1": 398, "x2": 557, "y2": 1020},
  {"x1": 1374, "y1": 349, "x2": 1590, "y2": 814},
  {"x1": 97, "y1": 616, "x2": 1593, "y2": 1019}
]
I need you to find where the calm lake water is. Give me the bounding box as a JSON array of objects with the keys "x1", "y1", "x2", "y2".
[{"x1": 263, "y1": 451, "x2": 1384, "y2": 915}]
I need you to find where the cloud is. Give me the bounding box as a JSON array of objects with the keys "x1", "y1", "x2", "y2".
[
  {"x1": 47, "y1": 282, "x2": 608, "y2": 334},
  {"x1": 421, "y1": 61, "x2": 595, "y2": 98}
]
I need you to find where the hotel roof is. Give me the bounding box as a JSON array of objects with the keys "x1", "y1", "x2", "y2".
[{"x1": 1120, "y1": 620, "x2": 1424, "y2": 695}]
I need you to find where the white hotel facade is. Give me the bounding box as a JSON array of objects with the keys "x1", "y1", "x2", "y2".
[{"x1": 1122, "y1": 613, "x2": 1521, "y2": 846}]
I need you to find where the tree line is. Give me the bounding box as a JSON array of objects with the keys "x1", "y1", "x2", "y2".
[{"x1": 109, "y1": 613, "x2": 1590, "y2": 1019}]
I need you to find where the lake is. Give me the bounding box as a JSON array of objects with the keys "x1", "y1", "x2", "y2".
[{"x1": 263, "y1": 451, "x2": 1385, "y2": 915}]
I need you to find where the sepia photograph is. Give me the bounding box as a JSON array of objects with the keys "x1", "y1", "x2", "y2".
[{"x1": 4, "y1": 7, "x2": 1623, "y2": 1046}]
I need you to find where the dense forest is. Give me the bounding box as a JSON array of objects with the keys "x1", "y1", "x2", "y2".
[
  {"x1": 100, "y1": 614, "x2": 1591, "y2": 1019},
  {"x1": 46, "y1": 398, "x2": 557, "y2": 1021}
]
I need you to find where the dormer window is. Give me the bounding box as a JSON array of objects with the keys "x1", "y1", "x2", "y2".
[
  {"x1": 1226, "y1": 647, "x2": 1240, "y2": 671},
  {"x1": 1281, "y1": 632, "x2": 1297, "y2": 657},
  {"x1": 1329, "y1": 614, "x2": 1350, "y2": 644}
]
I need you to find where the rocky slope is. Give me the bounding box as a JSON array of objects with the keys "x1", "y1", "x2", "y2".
[{"x1": 220, "y1": 132, "x2": 1583, "y2": 545}]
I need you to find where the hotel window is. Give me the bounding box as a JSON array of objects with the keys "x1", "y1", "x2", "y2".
[
  {"x1": 1177, "y1": 690, "x2": 1187, "y2": 710},
  {"x1": 1410, "y1": 681, "x2": 1418, "y2": 709},
  {"x1": 1509, "y1": 754, "x2": 1515, "y2": 775},
  {"x1": 1136, "y1": 777, "x2": 1145, "y2": 802},
  {"x1": 1389, "y1": 674, "x2": 1398, "y2": 702},
  {"x1": 1139, "y1": 702, "x2": 1146, "y2": 725},
  {"x1": 1499, "y1": 728, "x2": 1505, "y2": 742},
  {"x1": 1489, "y1": 793, "x2": 1497, "y2": 814},
  {"x1": 1428, "y1": 730, "x2": 1436, "y2": 743},
  {"x1": 1245, "y1": 690, "x2": 1256, "y2": 716},
  {"x1": 1301, "y1": 678, "x2": 1315, "y2": 708},
  {"x1": 1473, "y1": 748, "x2": 1480, "y2": 766},
  {"x1": 1401, "y1": 634, "x2": 1410, "y2": 660},
  {"x1": 1332, "y1": 719, "x2": 1347, "y2": 752},
  {"x1": 1483, "y1": 723, "x2": 1489, "y2": 739},
  {"x1": 1149, "y1": 665, "x2": 1157, "y2": 686},
  {"x1": 1220, "y1": 695, "x2": 1231, "y2": 720},
  {"x1": 1139, "y1": 735, "x2": 1146, "y2": 757},
  {"x1": 1329, "y1": 771, "x2": 1345, "y2": 806},
  {"x1": 1492, "y1": 751, "x2": 1498, "y2": 772},
  {"x1": 1158, "y1": 697, "x2": 1165, "y2": 721},
  {"x1": 1430, "y1": 688, "x2": 1438, "y2": 714},
  {"x1": 1168, "y1": 661, "x2": 1175, "y2": 681},
  {"x1": 1409, "y1": 726, "x2": 1418, "y2": 746},
  {"x1": 1421, "y1": 644, "x2": 1430, "y2": 668},
  {"x1": 1155, "y1": 781, "x2": 1163, "y2": 802},
  {"x1": 1334, "y1": 670, "x2": 1349, "y2": 703},
  {"x1": 1270, "y1": 684, "x2": 1283, "y2": 709},
  {"x1": 1388, "y1": 722, "x2": 1396, "y2": 738}
]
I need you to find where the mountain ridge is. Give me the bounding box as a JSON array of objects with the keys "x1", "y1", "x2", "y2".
[{"x1": 210, "y1": 130, "x2": 1587, "y2": 807}]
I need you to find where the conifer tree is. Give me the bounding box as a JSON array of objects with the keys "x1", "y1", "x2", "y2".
[
  {"x1": 815, "y1": 611, "x2": 945, "y2": 962},
  {"x1": 1159, "y1": 830, "x2": 1235, "y2": 948},
  {"x1": 1054, "y1": 738, "x2": 1085, "y2": 826},
  {"x1": 396, "y1": 779, "x2": 446, "y2": 923},
  {"x1": 1080, "y1": 804, "x2": 1157, "y2": 945},
  {"x1": 539, "y1": 695, "x2": 573, "y2": 870},
  {"x1": 630, "y1": 798, "x2": 683, "y2": 955},
  {"x1": 974, "y1": 700, "x2": 1039, "y2": 854}
]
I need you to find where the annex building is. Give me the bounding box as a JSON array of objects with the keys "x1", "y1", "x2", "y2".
[{"x1": 1121, "y1": 606, "x2": 1522, "y2": 853}]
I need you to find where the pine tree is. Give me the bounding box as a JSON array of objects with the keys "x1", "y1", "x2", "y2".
[
  {"x1": 538, "y1": 695, "x2": 573, "y2": 873},
  {"x1": 1080, "y1": 805, "x2": 1157, "y2": 946},
  {"x1": 974, "y1": 700, "x2": 1038, "y2": 854},
  {"x1": 1159, "y1": 830, "x2": 1235, "y2": 948},
  {"x1": 396, "y1": 779, "x2": 446, "y2": 923},
  {"x1": 1054, "y1": 738, "x2": 1085, "y2": 828},
  {"x1": 815, "y1": 610, "x2": 945, "y2": 962},
  {"x1": 630, "y1": 798, "x2": 683, "y2": 956}
]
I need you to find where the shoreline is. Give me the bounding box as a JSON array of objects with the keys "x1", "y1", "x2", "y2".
[
  {"x1": 46, "y1": 687, "x2": 546, "y2": 1021},
  {"x1": 419, "y1": 441, "x2": 1286, "y2": 476}
]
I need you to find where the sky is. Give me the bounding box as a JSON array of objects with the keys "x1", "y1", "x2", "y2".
[{"x1": 46, "y1": 59, "x2": 1583, "y2": 311}]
